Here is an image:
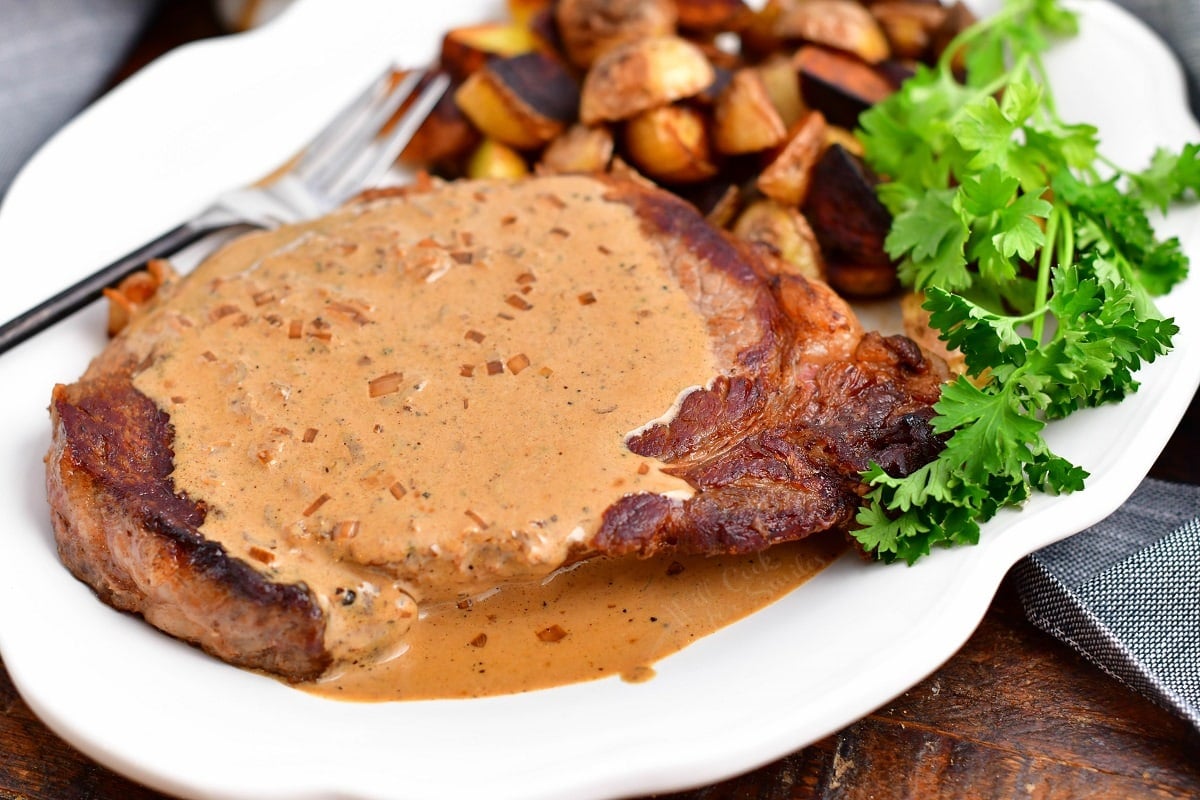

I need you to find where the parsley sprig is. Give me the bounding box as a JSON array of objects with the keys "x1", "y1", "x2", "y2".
[{"x1": 852, "y1": 0, "x2": 1198, "y2": 563}]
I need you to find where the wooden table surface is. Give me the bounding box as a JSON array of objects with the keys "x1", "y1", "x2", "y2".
[{"x1": 3, "y1": 4, "x2": 1199, "y2": 798}]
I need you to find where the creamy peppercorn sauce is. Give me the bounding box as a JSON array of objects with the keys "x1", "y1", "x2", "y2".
[{"x1": 125, "y1": 175, "x2": 842, "y2": 698}]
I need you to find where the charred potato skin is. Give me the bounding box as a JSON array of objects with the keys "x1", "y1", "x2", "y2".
[
  {"x1": 802, "y1": 144, "x2": 897, "y2": 297},
  {"x1": 555, "y1": 0, "x2": 679, "y2": 68},
  {"x1": 794, "y1": 45, "x2": 896, "y2": 129},
  {"x1": 439, "y1": 22, "x2": 538, "y2": 82},
  {"x1": 421, "y1": 0, "x2": 981, "y2": 302},
  {"x1": 401, "y1": 86, "x2": 480, "y2": 167},
  {"x1": 455, "y1": 52, "x2": 581, "y2": 150}
]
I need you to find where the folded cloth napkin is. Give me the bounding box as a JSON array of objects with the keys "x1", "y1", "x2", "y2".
[
  {"x1": 0, "y1": 0, "x2": 1197, "y2": 734},
  {"x1": 0, "y1": 0, "x2": 160, "y2": 197},
  {"x1": 1011, "y1": 0, "x2": 1200, "y2": 736},
  {"x1": 1015, "y1": 479, "x2": 1200, "y2": 730}
]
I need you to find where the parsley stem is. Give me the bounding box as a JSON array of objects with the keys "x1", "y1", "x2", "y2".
[
  {"x1": 935, "y1": 0, "x2": 1033, "y2": 75},
  {"x1": 1032, "y1": 205, "x2": 1061, "y2": 342}
]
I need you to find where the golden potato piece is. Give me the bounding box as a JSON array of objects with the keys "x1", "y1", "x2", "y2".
[
  {"x1": 870, "y1": 1, "x2": 949, "y2": 61},
  {"x1": 713, "y1": 68, "x2": 787, "y2": 155},
  {"x1": 439, "y1": 23, "x2": 537, "y2": 82},
  {"x1": 455, "y1": 52, "x2": 580, "y2": 149},
  {"x1": 623, "y1": 104, "x2": 718, "y2": 183},
  {"x1": 466, "y1": 138, "x2": 530, "y2": 179},
  {"x1": 732, "y1": 199, "x2": 825, "y2": 281},
  {"x1": 756, "y1": 109, "x2": 828, "y2": 207},
  {"x1": 580, "y1": 35, "x2": 715, "y2": 124},
  {"x1": 507, "y1": 0, "x2": 551, "y2": 28},
  {"x1": 537, "y1": 124, "x2": 615, "y2": 174},
  {"x1": 555, "y1": 0, "x2": 678, "y2": 68},
  {"x1": 824, "y1": 124, "x2": 863, "y2": 157},
  {"x1": 774, "y1": 0, "x2": 891, "y2": 64},
  {"x1": 756, "y1": 53, "x2": 806, "y2": 128}
]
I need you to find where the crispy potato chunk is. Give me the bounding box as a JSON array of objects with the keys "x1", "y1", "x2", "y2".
[
  {"x1": 624, "y1": 104, "x2": 719, "y2": 183},
  {"x1": 555, "y1": 0, "x2": 678, "y2": 68},
  {"x1": 773, "y1": 0, "x2": 891, "y2": 64},
  {"x1": 580, "y1": 35, "x2": 715, "y2": 124},
  {"x1": 713, "y1": 68, "x2": 788, "y2": 155},
  {"x1": 756, "y1": 110, "x2": 828, "y2": 207}
]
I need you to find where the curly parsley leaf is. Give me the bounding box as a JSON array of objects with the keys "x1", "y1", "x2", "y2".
[{"x1": 852, "y1": 0, "x2": 1192, "y2": 563}]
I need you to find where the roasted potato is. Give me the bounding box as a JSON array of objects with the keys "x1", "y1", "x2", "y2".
[
  {"x1": 555, "y1": 0, "x2": 678, "y2": 68},
  {"x1": 802, "y1": 144, "x2": 895, "y2": 297},
  {"x1": 439, "y1": 23, "x2": 537, "y2": 82},
  {"x1": 466, "y1": 138, "x2": 530, "y2": 179},
  {"x1": 756, "y1": 110, "x2": 829, "y2": 207},
  {"x1": 870, "y1": 1, "x2": 950, "y2": 61},
  {"x1": 732, "y1": 199, "x2": 825, "y2": 281},
  {"x1": 455, "y1": 52, "x2": 580, "y2": 149},
  {"x1": 713, "y1": 68, "x2": 788, "y2": 155},
  {"x1": 507, "y1": 0, "x2": 551, "y2": 28},
  {"x1": 537, "y1": 123, "x2": 615, "y2": 174},
  {"x1": 755, "y1": 53, "x2": 806, "y2": 128},
  {"x1": 404, "y1": 0, "x2": 954, "y2": 302},
  {"x1": 400, "y1": 87, "x2": 480, "y2": 167},
  {"x1": 773, "y1": 0, "x2": 891, "y2": 64},
  {"x1": 623, "y1": 103, "x2": 719, "y2": 183},
  {"x1": 580, "y1": 35, "x2": 716, "y2": 124},
  {"x1": 794, "y1": 45, "x2": 896, "y2": 128},
  {"x1": 674, "y1": 0, "x2": 751, "y2": 33},
  {"x1": 607, "y1": 154, "x2": 660, "y2": 190}
]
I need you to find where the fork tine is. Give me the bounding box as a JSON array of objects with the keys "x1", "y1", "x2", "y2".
[
  {"x1": 328, "y1": 71, "x2": 452, "y2": 198},
  {"x1": 298, "y1": 67, "x2": 424, "y2": 194},
  {"x1": 287, "y1": 64, "x2": 404, "y2": 180}
]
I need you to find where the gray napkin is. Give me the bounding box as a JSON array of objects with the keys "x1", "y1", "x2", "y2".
[
  {"x1": 1015, "y1": 479, "x2": 1200, "y2": 730},
  {"x1": 1010, "y1": 0, "x2": 1200, "y2": 735},
  {"x1": 0, "y1": 0, "x2": 159, "y2": 196}
]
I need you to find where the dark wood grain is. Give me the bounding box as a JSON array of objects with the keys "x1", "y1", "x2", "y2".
[{"x1": 2, "y1": 5, "x2": 1199, "y2": 799}]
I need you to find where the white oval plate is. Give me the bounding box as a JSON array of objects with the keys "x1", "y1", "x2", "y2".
[{"x1": 0, "y1": 2, "x2": 1196, "y2": 798}]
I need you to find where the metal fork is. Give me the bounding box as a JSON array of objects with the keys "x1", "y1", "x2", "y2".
[{"x1": 0, "y1": 64, "x2": 450, "y2": 354}]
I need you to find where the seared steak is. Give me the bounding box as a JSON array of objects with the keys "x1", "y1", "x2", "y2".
[{"x1": 46, "y1": 174, "x2": 944, "y2": 681}]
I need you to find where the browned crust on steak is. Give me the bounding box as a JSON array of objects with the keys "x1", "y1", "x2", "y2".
[
  {"x1": 47, "y1": 374, "x2": 330, "y2": 680},
  {"x1": 593, "y1": 181, "x2": 945, "y2": 557},
  {"x1": 46, "y1": 174, "x2": 946, "y2": 679}
]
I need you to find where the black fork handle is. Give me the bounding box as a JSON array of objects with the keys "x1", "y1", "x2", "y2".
[{"x1": 0, "y1": 220, "x2": 221, "y2": 356}]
